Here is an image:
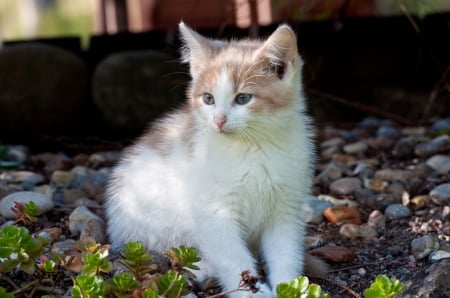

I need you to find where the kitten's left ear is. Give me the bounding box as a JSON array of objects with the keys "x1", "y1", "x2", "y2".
[
  {"x1": 179, "y1": 22, "x2": 223, "y2": 78},
  {"x1": 256, "y1": 25, "x2": 299, "y2": 79}
]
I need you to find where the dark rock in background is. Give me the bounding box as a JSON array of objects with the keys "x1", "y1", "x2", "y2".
[
  {"x1": 92, "y1": 50, "x2": 188, "y2": 132},
  {"x1": 0, "y1": 43, "x2": 88, "y2": 132}
]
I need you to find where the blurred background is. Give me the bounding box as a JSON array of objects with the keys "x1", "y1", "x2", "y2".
[{"x1": 0, "y1": 0, "x2": 449, "y2": 151}]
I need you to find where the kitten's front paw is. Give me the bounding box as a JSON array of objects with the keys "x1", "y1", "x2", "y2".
[{"x1": 233, "y1": 283, "x2": 273, "y2": 298}]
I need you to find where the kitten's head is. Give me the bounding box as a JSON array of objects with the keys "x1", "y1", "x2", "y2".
[{"x1": 179, "y1": 22, "x2": 304, "y2": 141}]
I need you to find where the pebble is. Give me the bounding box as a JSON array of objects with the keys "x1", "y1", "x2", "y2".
[
  {"x1": 329, "y1": 177, "x2": 362, "y2": 196},
  {"x1": 305, "y1": 197, "x2": 332, "y2": 224},
  {"x1": 411, "y1": 235, "x2": 439, "y2": 260},
  {"x1": 304, "y1": 236, "x2": 325, "y2": 250},
  {"x1": 401, "y1": 126, "x2": 426, "y2": 136},
  {"x1": 323, "y1": 206, "x2": 362, "y2": 224},
  {"x1": 429, "y1": 183, "x2": 450, "y2": 205},
  {"x1": 68, "y1": 206, "x2": 104, "y2": 237},
  {"x1": 88, "y1": 151, "x2": 121, "y2": 168},
  {"x1": 0, "y1": 191, "x2": 54, "y2": 219},
  {"x1": 310, "y1": 244, "x2": 356, "y2": 263},
  {"x1": 62, "y1": 189, "x2": 86, "y2": 205},
  {"x1": 317, "y1": 194, "x2": 359, "y2": 208},
  {"x1": 33, "y1": 184, "x2": 54, "y2": 200},
  {"x1": 374, "y1": 169, "x2": 415, "y2": 181},
  {"x1": 38, "y1": 227, "x2": 63, "y2": 243},
  {"x1": 384, "y1": 203, "x2": 411, "y2": 220},
  {"x1": 426, "y1": 154, "x2": 450, "y2": 174},
  {"x1": 32, "y1": 152, "x2": 72, "y2": 177},
  {"x1": 391, "y1": 137, "x2": 419, "y2": 158},
  {"x1": 367, "y1": 210, "x2": 386, "y2": 232},
  {"x1": 339, "y1": 223, "x2": 378, "y2": 240},
  {"x1": 4, "y1": 145, "x2": 29, "y2": 163},
  {"x1": 414, "y1": 134, "x2": 450, "y2": 157},
  {"x1": 431, "y1": 118, "x2": 450, "y2": 133},
  {"x1": 315, "y1": 163, "x2": 343, "y2": 186},
  {"x1": 363, "y1": 178, "x2": 388, "y2": 192},
  {"x1": 343, "y1": 141, "x2": 368, "y2": 154},
  {"x1": 409, "y1": 195, "x2": 431, "y2": 210},
  {"x1": 51, "y1": 170, "x2": 76, "y2": 188},
  {"x1": 376, "y1": 126, "x2": 400, "y2": 138},
  {"x1": 0, "y1": 170, "x2": 44, "y2": 187},
  {"x1": 428, "y1": 250, "x2": 450, "y2": 262},
  {"x1": 80, "y1": 218, "x2": 106, "y2": 243}
]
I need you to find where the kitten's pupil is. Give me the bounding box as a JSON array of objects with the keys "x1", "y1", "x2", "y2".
[
  {"x1": 235, "y1": 93, "x2": 252, "y2": 105},
  {"x1": 203, "y1": 93, "x2": 215, "y2": 105}
]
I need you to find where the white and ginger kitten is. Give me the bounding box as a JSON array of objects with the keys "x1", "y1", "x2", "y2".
[{"x1": 105, "y1": 23, "x2": 324, "y2": 297}]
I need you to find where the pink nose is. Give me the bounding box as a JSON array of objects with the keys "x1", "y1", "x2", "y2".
[{"x1": 214, "y1": 115, "x2": 227, "y2": 130}]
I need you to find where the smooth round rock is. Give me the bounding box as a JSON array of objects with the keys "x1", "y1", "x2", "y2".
[
  {"x1": 414, "y1": 135, "x2": 450, "y2": 157},
  {"x1": 411, "y1": 235, "x2": 439, "y2": 260},
  {"x1": 374, "y1": 169, "x2": 415, "y2": 181},
  {"x1": 305, "y1": 197, "x2": 332, "y2": 224},
  {"x1": 323, "y1": 206, "x2": 362, "y2": 224},
  {"x1": 343, "y1": 141, "x2": 368, "y2": 154},
  {"x1": 426, "y1": 155, "x2": 450, "y2": 175},
  {"x1": 429, "y1": 183, "x2": 450, "y2": 205},
  {"x1": 0, "y1": 191, "x2": 54, "y2": 219},
  {"x1": 429, "y1": 250, "x2": 450, "y2": 262},
  {"x1": 384, "y1": 203, "x2": 411, "y2": 220},
  {"x1": 329, "y1": 177, "x2": 362, "y2": 196},
  {"x1": 68, "y1": 206, "x2": 104, "y2": 234}
]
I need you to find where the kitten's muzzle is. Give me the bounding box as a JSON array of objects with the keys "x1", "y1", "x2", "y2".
[{"x1": 213, "y1": 114, "x2": 227, "y2": 131}]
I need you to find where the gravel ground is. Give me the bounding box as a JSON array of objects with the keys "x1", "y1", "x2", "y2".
[{"x1": 0, "y1": 117, "x2": 449, "y2": 297}]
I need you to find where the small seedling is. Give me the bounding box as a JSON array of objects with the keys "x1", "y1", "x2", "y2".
[
  {"x1": 364, "y1": 274, "x2": 405, "y2": 298},
  {"x1": 276, "y1": 276, "x2": 330, "y2": 298},
  {"x1": 0, "y1": 225, "x2": 47, "y2": 274},
  {"x1": 12, "y1": 201, "x2": 40, "y2": 225}
]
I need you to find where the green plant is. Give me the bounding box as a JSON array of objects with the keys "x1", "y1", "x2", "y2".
[
  {"x1": 276, "y1": 276, "x2": 330, "y2": 298},
  {"x1": 0, "y1": 225, "x2": 47, "y2": 274},
  {"x1": 12, "y1": 201, "x2": 40, "y2": 225},
  {"x1": 364, "y1": 274, "x2": 405, "y2": 298}
]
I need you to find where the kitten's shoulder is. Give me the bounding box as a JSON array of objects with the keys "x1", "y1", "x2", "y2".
[{"x1": 135, "y1": 106, "x2": 196, "y2": 153}]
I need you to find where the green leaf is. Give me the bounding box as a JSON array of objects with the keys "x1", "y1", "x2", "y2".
[
  {"x1": 41, "y1": 260, "x2": 57, "y2": 272},
  {"x1": 122, "y1": 241, "x2": 151, "y2": 265},
  {"x1": 142, "y1": 288, "x2": 159, "y2": 298},
  {"x1": 72, "y1": 274, "x2": 105, "y2": 298},
  {"x1": 23, "y1": 201, "x2": 41, "y2": 217},
  {"x1": 276, "y1": 276, "x2": 329, "y2": 298},
  {"x1": 364, "y1": 275, "x2": 405, "y2": 298},
  {"x1": 157, "y1": 270, "x2": 189, "y2": 298},
  {"x1": 0, "y1": 287, "x2": 14, "y2": 298},
  {"x1": 168, "y1": 246, "x2": 201, "y2": 270},
  {"x1": 111, "y1": 272, "x2": 140, "y2": 293},
  {"x1": 81, "y1": 247, "x2": 113, "y2": 276}
]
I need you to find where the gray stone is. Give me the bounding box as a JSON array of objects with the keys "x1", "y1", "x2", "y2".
[
  {"x1": 93, "y1": 51, "x2": 187, "y2": 131},
  {"x1": 317, "y1": 194, "x2": 359, "y2": 208},
  {"x1": 411, "y1": 235, "x2": 439, "y2": 260},
  {"x1": 376, "y1": 126, "x2": 400, "y2": 138},
  {"x1": 0, "y1": 171, "x2": 44, "y2": 186},
  {"x1": 0, "y1": 191, "x2": 54, "y2": 219},
  {"x1": 51, "y1": 170, "x2": 75, "y2": 188},
  {"x1": 431, "y1": 118, "x2": 450, "y2": 133},
  {"x1": 429, "y1": 183, "x2": 450, "y2": 205},
  {"x1": 392, "y1": 137, "x2": 420, "y2": 158},
  {"x1": 429, "y1": 250, "x2": 450, "y2": 262},
  {"x1": 398, "y1": 259, "x2": 450, "y2": 298},
  {"x1": 314, "y1": 163, "x2": 343, "y2": 186},
  {"x1": 305, "y1": 196, "x2": 332, "y2": 224},
  {"x1": 68, "y1": 206, "x2": 104, "y2": 235},
  {"x1": 329, "y1": 177, "x2": 362, "y2": 196},
  {"x1": 414, "y1": 135, "x2": 450, "y2": 157},
  {"x1": 426, "y1": 155, "x2": 450, "y2": 174},
  {"x1": 343, "y1": 141, "x2": 368, "y2": 154},
  {"x1": 384, "y1": 203, "x2": 411, "y2": 220},
  {"x1": 374, "y1": 169, "x2": 415, "y2": 182},
  {"x1": 0, "y1": 44, "x2": 87, "y2": 130}
]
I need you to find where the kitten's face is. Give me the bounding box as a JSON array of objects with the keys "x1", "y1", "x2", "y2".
[{"x1": 180, "y1": 23, "x2": 301, "y2": 137}]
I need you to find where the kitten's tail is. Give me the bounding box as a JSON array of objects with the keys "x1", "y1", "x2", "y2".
[{"x1": 304, "y1": 252, "x2": 329, "y2": 278}]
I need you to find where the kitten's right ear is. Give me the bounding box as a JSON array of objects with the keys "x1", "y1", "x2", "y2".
[{"x1": 179, "y1": 22, "x2": 222, "y2": 78}]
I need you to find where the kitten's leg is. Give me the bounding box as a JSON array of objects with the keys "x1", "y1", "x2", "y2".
[
  {"x1": 261, "y1": 220, "x2": 304, "y2": 294},
  {"x1": 195, "y1": 217, "x2": 272, "y2": 298}
]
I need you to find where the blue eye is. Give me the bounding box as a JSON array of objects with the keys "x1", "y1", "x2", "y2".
[
  {"x1": 235, "y1": 93, "x2": 252, "y2": 105},
  {"x1": 203, "y1": 93, "x2": 215, "y2": 105}
]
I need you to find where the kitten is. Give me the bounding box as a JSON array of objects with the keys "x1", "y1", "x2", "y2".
[{"x1": 105, "y1": 23, "x2": 321, "y2": 297}]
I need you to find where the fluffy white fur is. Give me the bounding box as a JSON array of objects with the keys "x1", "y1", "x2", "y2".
[{"x1": 105, "y1": 23, "x2": 315, "y2": 298}]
